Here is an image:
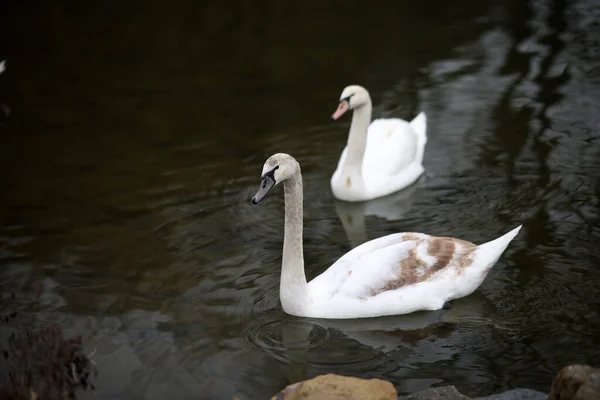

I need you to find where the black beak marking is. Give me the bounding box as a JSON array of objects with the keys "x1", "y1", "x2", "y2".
[{"x1": 252, "y1": 165, "x2": 279, "y2": 205}]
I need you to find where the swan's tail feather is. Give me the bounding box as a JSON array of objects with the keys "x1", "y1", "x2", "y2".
[
  {"x1": 474, "y1": 225, "x2": 522, "y2": 268},
  {"x1": 410, "y1": 112, "x2": 427, "y2": 165},
  {"x1": 410, "y1": 112, "x2": 427, "y2": 141}
]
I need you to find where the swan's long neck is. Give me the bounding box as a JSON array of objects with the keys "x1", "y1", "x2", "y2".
[
  {"x1": 340, "y1": 102, "x2": 372, "y2": 182},
  {"x1": 280, "y1": 172, "x2": 308, "y2": 314}
]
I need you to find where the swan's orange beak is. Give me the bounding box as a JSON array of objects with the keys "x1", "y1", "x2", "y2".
[{"x1": 331, "y1": 100, "x2": 349, "y2": 121}]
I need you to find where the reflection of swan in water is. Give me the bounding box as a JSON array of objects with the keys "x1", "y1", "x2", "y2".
[
  {"x1": 242, "y1": 291, "x2": 509, "y2": 383},
  {"x1": 334, "y1": 178, "x2": 422, "y2": 247}
]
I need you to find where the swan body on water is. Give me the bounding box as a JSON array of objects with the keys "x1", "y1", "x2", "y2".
[
  {"x1": 252, "y1": 153, "x2": 522, "y2": 319},
  {"x1": 330, "y1": 85, "x2": 427, "y2": 202}
]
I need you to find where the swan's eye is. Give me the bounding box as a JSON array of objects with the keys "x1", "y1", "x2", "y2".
[
  {"x1": 261, "y1": 165, "x2": 279, "y2": 183},
  {"x1": 340, "y1": 93, "x2": 354, "y2": 105}
]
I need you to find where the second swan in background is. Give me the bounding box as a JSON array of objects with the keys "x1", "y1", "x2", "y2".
[{"x1": 330, "y1": 85, "x2": 427, "y2": 202}]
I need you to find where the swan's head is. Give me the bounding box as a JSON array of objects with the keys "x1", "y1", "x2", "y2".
[
  {"x1": 251, "y1": 153, "x2": 300, "y2": 204},
  {"x1": 331, "y1": 85, "x2": 371, "y2": 120}
]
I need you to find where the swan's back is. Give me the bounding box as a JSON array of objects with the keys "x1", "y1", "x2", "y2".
[
  {"x1": 362, "y1": 118, "x2": 419, "y2": 179},
  {"x1": 303, "y1": 226, "x2": 521, "y2": 319},
  {"x1": 307, "y1": 232, "x2": 476, "y2": 301}
]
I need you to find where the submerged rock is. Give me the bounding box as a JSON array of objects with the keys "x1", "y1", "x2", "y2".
[
  {"x1": 399, "y1": 385, "x2": 471, "y2": 399},
  {"x1": 549, "y1": 364, "x2": 600, "y2": 400},
  {"x1": 399, "y1": 386, "x2": 547, "y2": 400},
  {"x1": 475, "y1": 388, "x2": 547, "y2": 399},
  {"x1": 271, "y1": 374, "x2": 397, "y2": 400}
]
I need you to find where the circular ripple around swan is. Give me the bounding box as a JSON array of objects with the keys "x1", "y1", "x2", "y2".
[
  {"x1": 241, "y1": 311, "x2": 387, "y2": 371},
  {"x1": 241, "y1": 312, "x2": 330, "y2": 358}
]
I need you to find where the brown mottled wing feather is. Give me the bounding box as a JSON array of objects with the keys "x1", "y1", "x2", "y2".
[
  {"x1": 370, "y1": 235, "x2": 477, "y2": 296},
  {"x1": 309, "y1": 233, "x2": 477, "y2": 301}
]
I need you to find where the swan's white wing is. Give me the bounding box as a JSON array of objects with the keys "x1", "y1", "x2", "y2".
[
  {"x1": 308, "y1": 233, "x2": 477, "y2": 303},
  {"x1": 362, "y1": 118, "x2": 419, "y2": 178},
  {"x1": 332, "y1": 118, "x2": 417, "y2": 182}
]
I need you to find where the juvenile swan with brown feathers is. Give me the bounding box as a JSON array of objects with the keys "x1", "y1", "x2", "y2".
[{"x1": 252, "y1": 153, "x2": 522, "y2": 319}]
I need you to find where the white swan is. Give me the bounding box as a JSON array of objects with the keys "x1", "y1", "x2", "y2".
[
  {"x1": 330, "y1": 85, "x2": 427, "y2": 202},
  {"x1": 252, "y1": 153, "x2": 522, "y2": 319}
]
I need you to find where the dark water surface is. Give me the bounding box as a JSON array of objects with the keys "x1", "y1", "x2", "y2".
[{"x1": 1, "y1": 0, "x2": 600, "y2": 399}]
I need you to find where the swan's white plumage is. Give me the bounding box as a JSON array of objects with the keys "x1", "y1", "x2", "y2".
[
  {"x1": 254, "y1": 153, "x2": 522, "y2": 320},
  {"x1": 331, "y1": 86, "x2": 428, "y2": 202},
  {"x1": 301, "y1": 226, "x2": 522, "y2": 319}
]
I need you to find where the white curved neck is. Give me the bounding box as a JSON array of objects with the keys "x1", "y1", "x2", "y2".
[
  {"x1": 340, "y1": 102, "x2": 372, "y2": 181},
  {"x1": 280, "y1": 172, "x2": 308, "y2": 313}
]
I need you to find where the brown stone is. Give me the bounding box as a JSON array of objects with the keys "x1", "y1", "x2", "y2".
[
  {"x1": 549, "y1": 364, "x2": 600, "y2": 400},
  {"x1": 271, "y1": 374, "x2": 397, "y2": 400}
]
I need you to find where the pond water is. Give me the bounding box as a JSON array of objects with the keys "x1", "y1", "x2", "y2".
[{"x1": 1, "y1": 0, "x2": 599, "y2": 399}]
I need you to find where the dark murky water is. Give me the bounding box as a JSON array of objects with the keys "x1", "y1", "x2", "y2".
[{"x1": 1, "y1": 0, "x2": 600, "y2": 399}]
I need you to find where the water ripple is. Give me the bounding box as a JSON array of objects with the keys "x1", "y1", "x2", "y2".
[
  {"x1": 242, "y1": 313, "x2": 330, "y2": 355},
  {"x1": 240, "y1": 311, "x2": 386, "y2": 371}
]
